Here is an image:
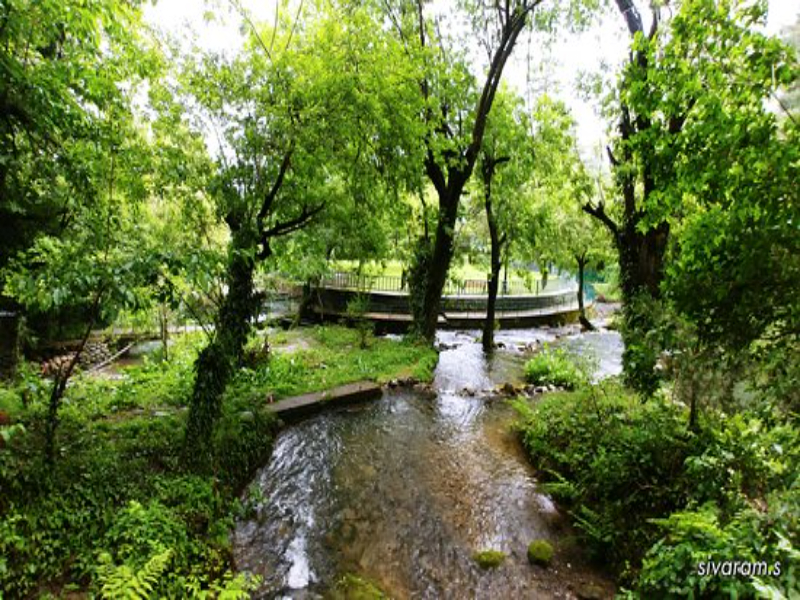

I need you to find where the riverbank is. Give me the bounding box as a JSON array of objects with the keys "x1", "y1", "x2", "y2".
[
  {"x1": 0, "y1": 326, "x2": 437, "y2": 597},
  {"x1": 513, "y1": 381, "x2": 799, "y2": 598}
]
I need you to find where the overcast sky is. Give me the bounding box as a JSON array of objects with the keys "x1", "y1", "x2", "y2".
[{"x1": 144, "y1": 0, "x2": 798, "y2": 164}]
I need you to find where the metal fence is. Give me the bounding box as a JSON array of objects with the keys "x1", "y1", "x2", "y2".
[{"x1": 319, "y1": 271, "x2": 576, "y2": 297}]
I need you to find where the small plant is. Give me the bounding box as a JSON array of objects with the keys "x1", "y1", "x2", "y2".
[
  {"x1": 527, "y1": 540, "x2": 554, "y2": 567},
  {"x1": 346, "y1": 294, "x2": 373, "y2": 349},
  {"x1": 524, "y1": 347, "x2": 583, "y2": 389},
  {"x1": 472, "y1": 549, "x2": 506, "y2": 569},
  {"x1": 96, "y1": 549, "x2": 173, "y2": 600}
]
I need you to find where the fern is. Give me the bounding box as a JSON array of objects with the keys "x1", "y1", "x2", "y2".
[{"x1": 96, "y1": 548, "x2": 173, "y2": 599}]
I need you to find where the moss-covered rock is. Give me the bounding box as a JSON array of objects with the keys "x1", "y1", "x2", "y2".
[
  {"x1": 472, "y1": 549, "x2": 506, "y2": 569},
  {"x1": 527, "y1": 539, "x2": 554, "y2": 567}
]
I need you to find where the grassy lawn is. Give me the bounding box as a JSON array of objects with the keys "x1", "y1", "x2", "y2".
[{"x1": 229, "y1": 325, "x2": 439, "y2": 402}]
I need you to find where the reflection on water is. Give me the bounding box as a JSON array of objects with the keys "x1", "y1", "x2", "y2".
[{"x1": 233, "y1": 327, "x2": 621, "y2": 598}]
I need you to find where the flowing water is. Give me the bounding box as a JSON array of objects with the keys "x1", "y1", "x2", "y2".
[{"x1": 233, "y1": 325, "x2": 622, "y2": 599}]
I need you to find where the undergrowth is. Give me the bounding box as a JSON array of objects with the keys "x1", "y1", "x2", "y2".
[
  {"x1": 513, "y1": 382, "x2": 799, "y2": 598},
  {"x1": 0, "y1": 325, "x2": 434, "y2": 596}
]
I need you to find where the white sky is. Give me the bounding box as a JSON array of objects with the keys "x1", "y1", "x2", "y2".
[{"x1": 144, "y1": 0, "x2": 799, "y2": 165}]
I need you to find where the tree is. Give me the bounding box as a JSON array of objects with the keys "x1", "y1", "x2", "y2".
[
  {"x1": 180, "y1": 4, "x2": 421, "y2": 464},
  {"x1": 536, "y1": 191, "x2": 612, "y2": 329},
  {"x1": 476, "y1": 89, "x2": 535, "y2": 351},
  {"x1": 524, "y1": 96, "x2": 613, "y2": 329},
  {"x1": 3, "y1": 104, "x2": 161, "y2": 463},
  {"x1": 584, "y1": 0, "x2": 798, "y2": 395},
  {"x1": 0, "y1": 0, "x2": 148, "y2": 376},
  {"x1": 382, "y1": 0, "x2": 550, "y2": 341}
]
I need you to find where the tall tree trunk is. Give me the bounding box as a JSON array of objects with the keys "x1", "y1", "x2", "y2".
[
  {"x1": 159, "y1": 303, "x2": 169, "y2": 362},
  {"x1": 576, "y1": 255, "x2": 595, "y2": 331},
  {"x1": 582, "y1": 1, "x2": 678, "y2": 393},
  {"x1": 409, "y1": 1, "x2": 537, "y2": 342},
  {"x1": 45, "y1": 289, "x2": 104, "y2": 464},
  {"x1": 480, "y1": 156, "x2": 508, "y2": 352},
  {"x1": 184, "y1": 229, "x2": 259, "y2": 469},
  {"x1": 416, "y1": 190, "x2": 461, "y2": 340},
  {"x1": 483, "y1": 212, "x2": 503, "y2": 352}
]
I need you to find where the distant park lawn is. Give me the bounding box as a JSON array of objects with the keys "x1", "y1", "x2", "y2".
[{"x1": 330, "y1": 259, "x2": 543, "y2": 285}]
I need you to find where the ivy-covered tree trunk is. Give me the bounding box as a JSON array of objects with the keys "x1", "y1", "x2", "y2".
[
  {"x1": 184, "y1": 229, "x2": 259, "y2": 468},
  {"x1": 582, "y1": 0, "x2": 673, "y2": 393}
]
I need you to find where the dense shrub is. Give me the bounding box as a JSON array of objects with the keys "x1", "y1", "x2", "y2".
[
  {"x1": 0, "y1": 326, "x2": 434, "y2": 595},
  {"x1": 514, "y1": 384, "x2": 799, "y2": 596},
  {"x1": 523, "y1": 347, "x2": 584, "y2": 389},
  {"x1": 0, "y1": 337, "x2": 273, "y2": 597}
]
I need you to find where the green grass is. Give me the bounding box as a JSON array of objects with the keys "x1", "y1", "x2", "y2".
[
  {"x1": 592, "y1": 281, "x2": 622, "y2": 302},
  {"x1": 231, "y1": 325, "x2": 438, "y2": 403}
]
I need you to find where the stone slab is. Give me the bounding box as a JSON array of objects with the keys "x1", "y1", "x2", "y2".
[{"x1": 266, "y1": 381, "x2": 383, "y2": 421}]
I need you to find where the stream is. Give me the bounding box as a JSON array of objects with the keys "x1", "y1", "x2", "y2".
[{"x1": 233, "y1": 324, "x2": 622, "y2": 599}]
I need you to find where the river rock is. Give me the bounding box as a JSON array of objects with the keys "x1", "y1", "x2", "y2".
[
  {"x1": 78, "y1": 341, "x2": 113, "y2": 368},
  {"x1": 574, "y1": 581, "x2": 607, "y2": 600},
  {"x1": 497, "y1": 382, "x2": 516, "y2": 396},
  {"x1": 527, "y1": 539, "x2": 554, "y2": 567},
  {"x1": 461, "y1": 386, "x2": 476, "y2": 397},
  {"x1": 413, "y1": 382, "x2": 436, "y2": 399}
]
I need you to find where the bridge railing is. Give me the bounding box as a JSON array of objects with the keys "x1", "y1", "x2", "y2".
[{"x1": 320, "y1": 271, "x2": 576, "y2": 296}]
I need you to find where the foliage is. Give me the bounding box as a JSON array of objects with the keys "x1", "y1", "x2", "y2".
[
  {"x1": 0, "y1": 335, "x2": 273, "y2": 596},
  {"x1": 96, "y1": 548, "x2": 174, "y2": 600},
  {"x1": 346, "y1": 294, "x2": 374, "y2": 350},
  {"x1": 523, "y1": 347, "x2": 585, "y2": 389},
  {"x1": 514, "y1": 384, "x2": 799, "y2": 593},
  {"x1": 0, "y1": 0, "x2": 154, "y2": 294},
  {"x1": 585, "y1": 0, "x2": 799, "y2": 393},
  {"x1": 637, "y1": 499, "x2": 798, "y2": 599},
  {"x1": 330, "y1": 573, "x2": 387, "y2": 599}
]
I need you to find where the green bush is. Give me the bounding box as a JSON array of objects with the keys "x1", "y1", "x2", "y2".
[
  {"x1": 0, "y1": 333, "x2": 272, "y2": 597},
  {"x1": 636, "y1": 497, "x2": 799, "y2": 599},
  {"x1": 523, "y1": 347, "x2": 584, "y2": 389},
  {"x1": 514, "y1": 384, "x2": 799, "y2": 594}
]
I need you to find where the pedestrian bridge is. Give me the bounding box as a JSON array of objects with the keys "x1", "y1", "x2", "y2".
[{"x1": 306, "y1": 272, "x2": 588, "y2": 333}]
